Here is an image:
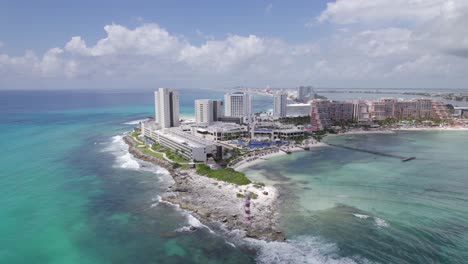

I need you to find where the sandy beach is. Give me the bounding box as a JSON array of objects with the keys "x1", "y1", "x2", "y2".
[
  {"x1": 233, "y1": 142, "x2": 328, "y2": 171},
  {"x1": 392, "y1": 127, "x2": 468, "y2": 131}
]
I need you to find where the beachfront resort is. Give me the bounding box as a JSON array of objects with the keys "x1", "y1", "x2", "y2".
[{"x1": 132, "y1": 87, "x2": 462, "y2": 170}]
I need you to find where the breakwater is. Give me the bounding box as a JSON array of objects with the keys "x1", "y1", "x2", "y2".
[{"x1": 326, "y1": 143, "x2": 416, "y2": 161}]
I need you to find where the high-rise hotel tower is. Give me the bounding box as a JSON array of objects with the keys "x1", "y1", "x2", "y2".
[
  {"x1": 273, "y1": 93, "x2": 287, "y2": 118},
  {"x1": 224, "y1": 92, "x2": 252, "y2": 118},
  {"x1": 194, "y1": 99, "x2": 224, "y2": 124},
  {"x1": 154, "y1": 88, "x2": 180, "y2": 128}
]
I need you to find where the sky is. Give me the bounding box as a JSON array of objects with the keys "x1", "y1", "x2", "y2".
[{"x1": 0, "y1": 0, "x2": 468, "y2": 90}]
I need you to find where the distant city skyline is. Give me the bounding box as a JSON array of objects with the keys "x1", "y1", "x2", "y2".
[{"x1": 1, "y1": 0, "x2": 468, "y2": 90}]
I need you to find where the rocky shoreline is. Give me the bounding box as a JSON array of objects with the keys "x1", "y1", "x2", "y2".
[{"x1": 124, "y1": 135, "x2": 285, "y2": 241}]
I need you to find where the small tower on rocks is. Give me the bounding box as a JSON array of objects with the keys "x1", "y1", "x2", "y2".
[{"x1": 244, "y1": 191, "x2": 252, "y2": 221}]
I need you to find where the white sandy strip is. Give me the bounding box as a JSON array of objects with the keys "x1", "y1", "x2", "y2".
[
  {"x1": 341, "y1": 130, "x2": 396, "y2": 135},
  {"x1": 234, "y1": 143, "x2": 327, "y2": 171},
  {"x1": 233, "y1": 151, "x2": 287, "y2": 171},
  {"x1": 393, "y1": 127, "x2": 468, "y2": 131}
]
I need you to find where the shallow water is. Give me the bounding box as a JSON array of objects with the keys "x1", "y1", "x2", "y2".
[
  {"x1": 243, "y1": 131, "x2": 468, "y2": 263},
  {"x1": 2, "y1": 89, "x2": 467, "y2": 263}
]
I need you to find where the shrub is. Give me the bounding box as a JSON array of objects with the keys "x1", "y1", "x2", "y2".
[{"x1": 196, "y1": 164, "x2": 251, "y2": 185}]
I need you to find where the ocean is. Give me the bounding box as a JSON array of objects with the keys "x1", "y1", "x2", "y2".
[
  {"x1": 243, "y1": 131, "x2": 468, "y2": 263},
  {"x1": 1, "y1": 89, "x2": 467, "y2": 263}
]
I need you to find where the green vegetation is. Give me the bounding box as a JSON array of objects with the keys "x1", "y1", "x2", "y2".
[
  {"x1": 136, "y1": 145, "x2": 165, "y2": 159},
  {"x1": 278, "y1": 116, "x2": 310, "y2": 125},
  {"x1": 196, "y1": 164, "x2": 251, "y2": 185},
  {"x1": 253, "y1": 182, "x2": 265, "y2": 188},
  {"x1": 250, "y1": 192, "x2": 258, "y2": 199},
  {"x1": 236, "y1": 193, "x2": 245, "y2": 198},
  {"x1": 150, "y1": 142, "x2": 189, "y2": 163},
  {"x1": 172, "y1": 163, "x2": 181, "y2": 169},
  {"x1": 225, "y1": 147, "x2": 245, "y2": 163},
  {"x1": 165, "y1": 150, "x2": 188, "y2": 163},
  {"x1": 131, "y1": 128, "x2": 141, "y2": 139},
  {"x1": 376, "y1": 117, "x2": 449, "y2": 127}
]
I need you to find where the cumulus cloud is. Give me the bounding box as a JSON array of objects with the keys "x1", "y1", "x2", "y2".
[
  {"x1": 1, "y1": 9, "x2": 468, "y2": 90},
  {"x1": 317, "y1": 0, "x2": 447, "y2": 24}
]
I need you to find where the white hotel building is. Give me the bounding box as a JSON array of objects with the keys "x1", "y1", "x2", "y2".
[
  {"x1": 224, "y1": 92, "x2": 252, "y2": 121},
  {"x1": 273, "y1": 93, "x2": 287, "y2": 118},
  {"x1": 195, "y1": 99, "x2": 224, "y2": 125},
  {"x1": 141, "y1": 121, "x2": 221, "y2": 162},
  {"x1": 154, "y1": 88, "x2": 180, "y2": 129},
  {"x1": 141, "y1": 88, "x2": 221, "y2": 162}
]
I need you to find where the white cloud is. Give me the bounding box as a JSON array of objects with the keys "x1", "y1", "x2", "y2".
[
  {"x1": 412, "y1": 2, "x2": 468, "y2": 57},
  {"x1": 65, "y1": 23, "x2": 185, "y2": 57},
  {"x1": 317, "y1": 0, "x2": 447, "y2": 25},
  {"x1": 179, "y1": 35, "x2": 266, "y2": 72},
  {"x1": 1, "y1": 16, "x2": 468, "y2": 90},
  {"x1": 348, "y1": 28, "x2": 412, "y2": 57}
]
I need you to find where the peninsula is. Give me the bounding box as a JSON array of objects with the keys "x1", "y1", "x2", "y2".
[{"x1": 124, "y1": 87, "x2": 466, "y2": 242}]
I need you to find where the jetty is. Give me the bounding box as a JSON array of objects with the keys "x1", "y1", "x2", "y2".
[
  {"x1": 280, "y1": 148, "x2": 292, "y2": 154},
  {"x1": 327, "y1": 143, "x2": 416, "y2": 162}
]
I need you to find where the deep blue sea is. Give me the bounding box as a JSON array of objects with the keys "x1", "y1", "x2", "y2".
[{"x1": 1, "y1": 89, "x2": 467, "y2": 263}]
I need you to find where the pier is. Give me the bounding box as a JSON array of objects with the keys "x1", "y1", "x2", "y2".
[{"x1": 326, "y1": 143, "x2": 416, "y2": 162}]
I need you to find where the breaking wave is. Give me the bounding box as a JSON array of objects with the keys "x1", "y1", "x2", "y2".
[
  {"x1": 374, "y1": 217, "x2": 389, "y2": 228},
  {"x1": 353, "y1": 214, "x2": 370, "y2": 219},
  {"x1": 123, "y1": 118, "x2": 149, "y2": 125},
  {"x1": 247, "y1": 236, "x2": 372, "y2": 264}
]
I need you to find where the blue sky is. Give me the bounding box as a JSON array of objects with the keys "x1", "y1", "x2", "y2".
[
  {"x1": 0, "y1": 0, "x2": 328, "y2": 55},
  {"x1": 1, "y1": 0, "x2": 468, "y2": 90}
]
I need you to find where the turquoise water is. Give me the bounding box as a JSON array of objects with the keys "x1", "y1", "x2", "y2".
[
  {"x1": 243, "y1": 131, "x2": 468, "y2": 263},
  {"x1": 2, "y1": 89, "x2": 467, "y2": 263},
  {"x1": 0, "y1": 90, "x2": 274, "y2": 264}
]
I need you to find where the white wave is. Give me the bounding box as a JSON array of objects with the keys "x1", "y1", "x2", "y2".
[
  {"x1": 118, "y1": 152, "x2": 141, "y2": 170},
  {"x1": 175, "y1": 225, "x2": 195, "y2": 232},
  {"x1": 123, "y1": 118, "x2": 149, "y2": 125},
  {"x1": 248, "y1": 236, "x2": 367, "y2": 264},
  {"x1": 103, "y1": 135, "x2": 141, "y2": 170},
  {"x1": 150, "y1": 195, "x2": 162, "y2": 208},
  {"x1": 103, "y1": 134, "x2": 173, "y2": 177},
  {"x1": 187, "y1": 214, "x2": 204, "y2": 227},
  {"x1": 159, "y1": 198, "x2": 215, "y2": 234},
  {"x1": 186, "y1": 213, "x2": 215, "y2": 233},
  {"x1": 226, "y1": 241, "x2": 236, "y2": 247},
  {"x1": 374, "y1": 217, "x2": 389, "y2": 228},
  {"x1": 353, "y1": 214, "x2": 370, "y2": 219}
]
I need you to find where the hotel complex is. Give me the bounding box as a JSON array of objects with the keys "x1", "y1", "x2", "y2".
[
  {"x1": 224, "y1": 92, "x2": 252, "y2": 119},
  {"x1": 154, "y1": 88, "x2": 180, "y2": 129},
  {"x1": 310, "y1": 98, "x2": 451, "y2": 131},
  {"x1": 273, "y1": 93, "x2": 287, "y2": 118},
  {"x1": 195, "y1": 99, "x2": 224, "y2": 125},
  {"x1": 140, "y1": 87, "x2": 455, "y2": 161}
]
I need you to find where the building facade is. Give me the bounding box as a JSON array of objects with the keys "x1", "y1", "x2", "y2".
[
  {"x1": 286, "y1": 103, "x2": 311, "y2": 117},
  {"x1": 141, "y1": 121, "x2": 221, "y2": 162},
  {"x1": 310, "y1": 100, "x2": 332, "y2": 131},
  {"x1": 154, "y1": 88, "x2": 180, "y2": 128},
  {"x1": 297, "y1": 86, "x2": 313, "y2": 102},
  {"x1": 224, "y1": 92, "x2": 252, "y2": 119},
  {"x1": 194, "y1": 99, "x2": 223, "y2": 125},
  {"x1": 273, "y1": 93, "x2": 287, "y2": 118},
  {"x1": 311, "y1": 98, "x2": 451, "y2": 131}
]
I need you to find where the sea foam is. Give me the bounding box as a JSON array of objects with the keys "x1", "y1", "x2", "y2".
[
  {"x1": 353, "y1": 214, "x2": 370, "y2": 219},
  {"x1": 247, "y1": 235, "x2": 368, "y2": 264},
  {"x1": 123, "y1": 118, "x2": 150, "y2": 125},
  {"x1": 374, "y1": 217, "x2": 389, "y2": 228}
]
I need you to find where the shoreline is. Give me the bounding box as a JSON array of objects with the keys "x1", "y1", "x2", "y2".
[
  {"x1": 333, "y1": 126, "x2": 468, "y2": 136},
  {"x1": 123, "y1": 135, "x2": 285, "y2": 241},
  {"x1": 233, "y1": 142, "x2": 328, "y2": 171}
]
